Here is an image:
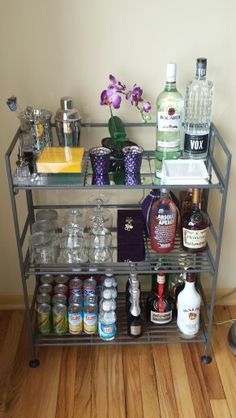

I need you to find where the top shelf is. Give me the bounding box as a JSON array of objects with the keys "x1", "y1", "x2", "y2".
[{"x1": 5, "y1": 123, "x2": 231, "y2": 192}]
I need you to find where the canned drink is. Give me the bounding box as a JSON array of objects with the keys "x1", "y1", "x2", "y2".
[
  {"x1": 38, "y1": 283, "x2": 53, "y2": 295},
  {"x1": 68, "y1": 304, "x2": 83, "y2": 334},
  {"x1": 83, "y1": 294, "x2": 97, "y2": 334},
  {"x1": 52, "y1": 293, "x2": 67, "y2": 305},
  {"x1": 54, "y1": 274, "x2": 69, "y2": 285},
  {"x1": 54, "y1": 283, "x2": 68, "y2": 295},
  {"x1": 68, "y1": 294, "x2": 83, "y2": 306},
  {"x1": 83, "y1": 277, "x2": 97, "y2": 297},
  {"x1": 37, "y1": 303, "x2": 51, "y2": 334},
  {"x1": 40, "y1": 274, "x2": 54, "y2": 285},
  {"x1": 36, "y1": 293, "x2": 51, "y2": 305},
  {"x1": 53, "y1": 304, "x2": 67, "y2": 334},
  {"x1": 69, "y1": 277, "x2": 83, "y2": 296}
]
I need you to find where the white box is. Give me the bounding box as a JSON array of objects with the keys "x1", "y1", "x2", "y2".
[{"x1": 161, "y1": 159, "x2": 209, "y2": 185}]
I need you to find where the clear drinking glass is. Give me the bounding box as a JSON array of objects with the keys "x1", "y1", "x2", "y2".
[{"x1": 29, "y1": 232, "x2": 57, "y2": 264}]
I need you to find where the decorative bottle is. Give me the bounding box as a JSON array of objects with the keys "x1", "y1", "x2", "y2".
[
  {"x1": 150, "y1": 188, "x2": 178, "y2": 253},
  {"x1": 177, "y1": 271, "x2": 201, "y2": 338},
  {"x1": 147, "y1": 272, "x2": 174, "y2": 325},
  {"x1": 181, "y1": 188, "x2": 209, "y2": 253},
  {"x1": 155, "y1": 63, "x2": 183, "y2": 182},
  {"x1": 183, "y1": 57, "x2": 213, "y2": 159},
  {"x1": 127, "y1": 288, "x2": 142, "y2": 337}
]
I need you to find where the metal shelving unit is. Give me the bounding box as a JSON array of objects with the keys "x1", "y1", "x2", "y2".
[{"x1": 5, "y1": 122, "x2": 231, "y2": 367}]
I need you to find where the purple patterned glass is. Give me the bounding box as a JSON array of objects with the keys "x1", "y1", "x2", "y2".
[
  {"x1": 89, "y1": 146, "x2": 111, "y2": 185},
  {"x1": 122, "y1": 145, "x2": 144, "y2": 185}
]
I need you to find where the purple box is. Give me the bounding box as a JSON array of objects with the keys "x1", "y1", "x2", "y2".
[{"x1": 117, "y1": 210, "x2": 145, "y2": 262}]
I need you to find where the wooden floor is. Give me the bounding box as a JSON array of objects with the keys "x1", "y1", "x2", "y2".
[{"x1": 1, "y1": 306, "x2": 236, "y2": 418}]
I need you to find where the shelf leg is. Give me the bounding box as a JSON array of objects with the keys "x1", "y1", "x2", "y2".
[
  {"x1": 201, "y1": 354, "x2": 212, "y2": 364},
  {"x1": 29, "y1": 359, "x2": 40, "y2": 368}
]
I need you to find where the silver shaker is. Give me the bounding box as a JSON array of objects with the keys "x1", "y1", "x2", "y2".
[{"x1": 55, "y1": 97, "x2": 81, "y2": 147}]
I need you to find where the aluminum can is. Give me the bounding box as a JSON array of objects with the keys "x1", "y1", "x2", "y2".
[
  {"x1": 68, "y1": 294, "x2": 83, "y2": 306},
  {"x1": 68, "y1": 304, "x2": 83, "y2": 334},
  {"x1": 54, "y1": 283, "x2": 68, "y2": 295},
  {"x1": 53, "y1": 304, "x2": 67, "y2": 334},
  {"x1": 54, "y1": 274, "x2": 69, "y2": 285},
  {"x1": 40, "y1": 274, "x2": 54, "y2": 285},
  {"x1": 38, "y1": 283, "x2": 53, "y2": 295},
  {"x1": 69, "y1": 277, "x2": 83, "y2": 296},
  {"x1": 37, "y1": 303, "x2": 51, "y2": 334},
  {"x1": 83, "y1": 277, "x2": 97, "y2": 297},
  {"x1": 52, "y1": 293, "x2": 67, "y2": 306},
  {"x1": 36, "y1": 293, "x2": 51, "y2": 305}
]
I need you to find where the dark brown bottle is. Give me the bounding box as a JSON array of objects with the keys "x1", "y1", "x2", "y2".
[
  {"x1": 181, "y1": 188, "x2": 209, "y2": 253},
  {"x1": 147, "y1": 273, "x2": 174, "y2": 325},
  {"x1": 127, "y1": 288, "x2": 142, "y2": 337}
]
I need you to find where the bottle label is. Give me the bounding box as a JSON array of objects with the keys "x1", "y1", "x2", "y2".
[
  {"x1": 150, "y1": 309, "x2": 172, "y2": 324},
  {"x1": 177, "y1": 306, "x2": 200, "y2": 336},
  {"x1": 182, "y1": 227, "x2": 208, "y2": 249},
  {"x1": 83, "y1": 312, "x2": 97, "y2": 333},
  {"x1": 152, "y1": 214, "x2": 176, "y2": 250},
  {"x1": 158, "y1": 111, "x2": 181, "y2": 132},
  {"x1": 98, "y1": 321, "x2": 116, "y2": 339},
  {"x1": 184, "y1": 133, "x2": 208, "y2": 155},
  {"x1": 130, "y1": 324, "x2": 142, "y2": 336},
  {"x1": 68, "y1": 312, "x2": 83, "y2": 334}
]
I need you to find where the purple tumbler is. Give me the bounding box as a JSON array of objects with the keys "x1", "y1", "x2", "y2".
[
  {"x1": 122, "y1": 145, "x2": 144, "y2": 186},
  {"x1": 89, "y1": 146, "x2": 111, "y2": 185}
]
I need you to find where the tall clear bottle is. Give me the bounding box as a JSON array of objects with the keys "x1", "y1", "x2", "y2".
[
  {"x1": 155, "y1": 63, "x2": 183, "y2": 182},
  {"x1": 183, "y1": 58, "x2": 213, "y2": 159}
]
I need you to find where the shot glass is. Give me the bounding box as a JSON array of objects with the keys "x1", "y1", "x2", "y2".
[
  {"x1": 89, "y1": 146, "x2": 111, "y2": 185},
  {"x1": 122, "y1": 145, "x2": 144, "y2": 186}
]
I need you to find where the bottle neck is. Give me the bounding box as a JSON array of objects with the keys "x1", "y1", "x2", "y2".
[
  {"x1": 130, "y1": 296, "x2": 141, "y2": 316},
  {"x1": 156, "y1": 274, "x2": 166, "y2": 298},
  {"x1": 165, "y1": 80, "x2": 177, "y2": 92}
]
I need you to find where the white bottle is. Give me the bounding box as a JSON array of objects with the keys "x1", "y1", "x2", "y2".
[{"x1": 177, "y1": 271, "x2": 201, "y2": 338}]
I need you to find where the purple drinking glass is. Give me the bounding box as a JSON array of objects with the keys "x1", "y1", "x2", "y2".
[
  {"x1": 122, "y1": 145, "x2": 144, "y2": 186},
  {"x1": 89, "y1": 146, "x2": 111, "y2": 185}
]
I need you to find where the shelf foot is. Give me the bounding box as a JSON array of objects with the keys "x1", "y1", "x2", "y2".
[
  {"x1": 29, "y1": 359, "x2": 40, "y2": 368},
  {"x1": 201, "y1": 355, "x2": 212, "y2": 364}
]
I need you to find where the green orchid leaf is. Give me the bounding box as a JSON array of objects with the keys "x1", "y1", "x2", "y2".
[{"x1": 108, "y1": 116, "x2": 127, "y2": 141}]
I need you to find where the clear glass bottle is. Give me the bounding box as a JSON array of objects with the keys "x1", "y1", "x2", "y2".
[
  {"x1": 155, "y1": 63, "x2": 183, "y2": 182},
  {"x1": 150, "y1": 188, "x2": 178, "y2": 253},
  {"x1": 181, "y1": 188, "x2": 209, "y2": 253},
  {"x1": 177, "y1": 271, "x2": 201, "y2": 338},
  {"x1": 127, "y1": 288, "x2": 142, "y2": 337},
  {"x1": 147, "y1": 272, "x2": 174, "y2": 325},
  {"x1": 183, "y1": 57, "x2": 213, "y2": 159}
]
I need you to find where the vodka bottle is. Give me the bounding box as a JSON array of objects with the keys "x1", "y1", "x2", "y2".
[
  {"x1": 177, "y1": 271, "x2": 201, "y2": 338},
  {"x1": 183, "y1": 57, "x2": 213, "y2": 159},
  {"x1": 155, "y1": 63, "x2": 183, "y2": 182}
]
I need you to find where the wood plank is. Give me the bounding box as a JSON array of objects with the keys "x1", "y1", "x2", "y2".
[
  {"x1": 138, "y1": 345, "x2": 161, "y2": 418},
  {"x1": 182, "y1": 344, "x2": 214, "y2": 417},
  {"x1": 73, "y1": 346, "x2": 92, "y2": 418},
  {"x1": 212, "y1": 306, "x2": 236, "y2": 417},
  {"x1": 107, "y1": 346, "x2": 126, "y2": 418},
  {"x1": 210, "y1": 399, "x2": 231, "y2": 418},
  {"x1": 152, "y1": 344, "x2": 179, "y2": 418},
  {"x1": 55, "y1": 347, "x2": 77, "y2": 418},
  {"x1": 123, "y1": 345, "x2": 144, "y2": 418},
  {"x1": 0, "y1": 311, "x2": 11, "y2": 346},
  {"x1": 91, "y1": 346, "x2": 108, "y2": 418},
  {"x1": 168, "y1": 344, "x2": 196, "y2": 418}
]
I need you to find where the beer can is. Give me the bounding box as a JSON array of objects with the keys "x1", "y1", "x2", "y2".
[
  {"x1": 40, "y1": 274, "x2": 54, "y2": 285},
  {"x1": 68, "y1": 304, "x2": 83, "y2": 334},
  {"x1": 69, "y1": 277, "x2": 83, "y2": 296},
  {"x1": 54, "y1": 274, "x2": 69, "y2": 285},
  {"x1": 36, "y1": 292, "x2": 51, "y2": 305},
  {"x1": 52, "y1": 293, "x2": 67, "y2": 306},
  {"x1": 53, "y1": 303, "x2": 67, "y2": 335},
  {"x1": 68, "y1": 294, "x2": 83, "y2": 306},
  {"x1": 83, "y1": 277, "x2": 97, "y2": 297},
  {"x1": 38, "y1": 283, "x2": 53, "y2": 295},
  {"x1": 37, "y1": 303, "x2": 51, "y2": 334},
  {"x1": 54, "y1": 283, "x2": 68, "y2": 295}
]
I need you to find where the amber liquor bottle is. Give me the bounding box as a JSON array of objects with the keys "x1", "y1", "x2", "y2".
[
  {"x1": 147, "y1": 272, "x2": 174, "y2": 325},
  {"x1": 181, "y1": 188, "x2": 209, "y2": 253}
]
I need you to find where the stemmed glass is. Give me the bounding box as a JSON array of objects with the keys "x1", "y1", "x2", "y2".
[{"x1": 85, "y1": 194, "x2": 113, "y2": 229}]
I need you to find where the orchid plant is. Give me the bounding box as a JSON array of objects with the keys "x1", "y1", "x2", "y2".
[{"x1": 100, "y1": 75, "x2": 152, "y2": 143}]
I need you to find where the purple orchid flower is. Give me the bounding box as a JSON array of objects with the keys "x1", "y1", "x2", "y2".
[
  {"x1": 143, "y1": 101, "x2": 152, "y2": 112},
  {"x1": 126, "y1": 85, "x2": 143, "y2": 106},
  {"x1": 108, "y1": 75, "x2": 126, "y2": 92},
  {"x1": 100, "y1": 88, "x2": 122, "y2": 109}
]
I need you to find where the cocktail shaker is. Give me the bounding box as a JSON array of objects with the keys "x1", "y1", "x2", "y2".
[{"x1": 55, "y1": 97, "x2": 81, "y2": 147}]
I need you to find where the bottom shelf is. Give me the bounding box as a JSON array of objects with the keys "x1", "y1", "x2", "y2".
[{"x1": 34, "y1": 293, "x2": 207, "y2": 347}]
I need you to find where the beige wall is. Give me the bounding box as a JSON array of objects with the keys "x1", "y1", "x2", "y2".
[{"x1": 0, "y1": 0, "x2": 235, "y2": 298}]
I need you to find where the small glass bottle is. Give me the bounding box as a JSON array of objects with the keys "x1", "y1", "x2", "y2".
[
  {"x1": 127, "y1": 288, "x2": 142, "y2": 337},
  {"x1": 155, "y1": 63, "x2": 183, "y2": 182},
  {"x1": 181, "y1": 188, "x2": 209, "y2": 253},
  {"x1": 177, "y1": 271, "x2": 201, "y2": 338},
  {"x1": 150, "y1": 188, "x2": 178, "y2": 253},
  {"x1": 147, "y1": 272, "x2": 174, "y2": 325},
  {"x1": 15, "y1": 146, "x2": 30, "y2": 183},
  {"x1": 98, "y1": 300, "x2": 116, "y2": 341},
  {"x1": 183, "y1": 57, "x2": 213, "y2": 159}
]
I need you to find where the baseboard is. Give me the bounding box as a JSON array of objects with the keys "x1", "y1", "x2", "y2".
[{"x1": 0, "y1": 288, "x2": 236, "y2": 310}]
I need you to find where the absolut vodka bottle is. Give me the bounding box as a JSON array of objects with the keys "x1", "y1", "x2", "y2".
[{"x1": 183, "y1": 58, "x2": 213, "y2": 159}]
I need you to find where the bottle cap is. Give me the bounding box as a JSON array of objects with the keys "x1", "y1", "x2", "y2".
[
  {"x1": 196, "y1": 58, "x2": 207, "y2": 78},
  {"x1": 103, "y1": 277, "x2": 113, "y2": 288},
  {"x1": 166, "y1": 63, "x2": 176, "y2": 82}
]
